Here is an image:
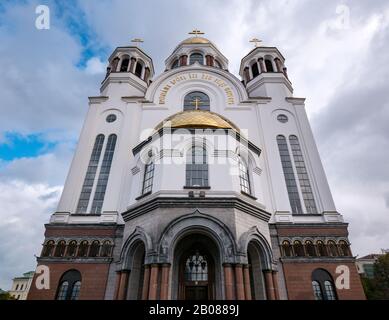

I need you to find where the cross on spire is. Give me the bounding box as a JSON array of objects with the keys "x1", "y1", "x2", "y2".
[
  {"x1": 189, "y1": 29, "x2": 205, "y2": 36},
  {"x1": 249, "y1": 38, "x2": 262, "y2": 48},
  {"x1": 131, "y1": 38, "x2": 144, "y2": 47},
  {"x1": 190, "y1": 97, "x2": 203, "y2": 110}
]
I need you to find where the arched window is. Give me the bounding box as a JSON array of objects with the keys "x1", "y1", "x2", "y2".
[
  {"x1": 101, "y1": 241, "x2": 113, "y2": 257},
  {"x1": 276, "y1": 135, "x2": 303, "y2": 214},
  {"x1": 312, "y1": 281, "x2": 323, "y2": 300},
  {"x1": 42, "y1": 240, "x2": 55, "y2": 257},
  {"x1": 251, "y1": 62, "x2": 259, "y2": 78},
  {"x1": 215, "y1": 60, "x2": 222, "y2": 69},
  {"x1": 120, "y1": 57, "x2": 130, "y2": 72},
  {"x1": 142, "y1": 160, "x2": 154, "y2": 195},
  {"x1": 311, "y1": 268, "x2": 337, "y2": 300},
  {"x1": 282, "y1": 241, "x2": 293, "y2": 257},
  {"x1": 183, "y1": 91, "x2": 210, "y2": 111},
  {"x1": 184, "y1": 250, "x2": 208, "y2": 281},
  {"x1": 54, "y1": 240, "x2": 66, "y2": 257},
  {"x1": 56, "y1": 270, "x2": 82, "y2": 300},
  {"x1": 186, "y1": 144, "x2": 208, "y2": 187},
  {"x1": 189, "y1": 53, "x2": 204, "y2": 65},
  {"x1": 56, "y1": 281, "x2": 69, "y2": 300},
  {"x1": 91, "y1": 134, "x2": 117, "y2": 214},
  {"x1": 293, "y1": 240, "x2": 305, "y2": 257},
  {"x1": 135, "y1": 62, "x2": 143, "y2": 78},
  {"x1": 265, "y1": 59, "x2": 274, "y2": 72},
  {"x1": 66, "y1": 241, "x2": 78, "y2": 257},
  {"x1": 316, "y1": 241, "x2": 327, "y2": 256},
  {"x1": 89, "y1": 240, "x2": 100, "y2": 257},
  {"x1": 339, "y1": 240, "x2": 351, "y2": 257},
  {"x1": 239, "y1": 158, "x2": 251, "y2": 195},
  {"x1": 289, "y1": 135, "x2": 317, "y2": 214},
  {"x1": 305, "y1": 241, "x2": 317, "y2": 257},
  {"x1": 328, "y1": 241, "x2": 339, "y2": 257},
  {"x1": 77, "y1": 241, "x2": 89, "y2": 257},
  {"x1": 76, "y1": 134, "x2": 105, "y2": 213},
  {"x1": 172, "y1": 59, "x2": 179, "y2": 69}
]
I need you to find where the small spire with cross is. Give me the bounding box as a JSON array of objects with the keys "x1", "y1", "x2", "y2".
[
  {"x1": 131, "y1": 38, "x2": 144, "y2": 47},
  {"x1": 249, "y1": 38, "x2": 262, "y2": 48},
  {"x1": 189, "y1": 29, "x2": 205, "y2": 37},
  {"x1": 190, "y1": 97, "x2": 203, "y2": 110}
]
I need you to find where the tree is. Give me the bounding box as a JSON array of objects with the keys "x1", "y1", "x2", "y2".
[
  {"x1": 362, "y1": 253, "x2": 389, "y2": 300},
  {"x1": 0, "y1": 290, "x2": 15, "y2": 300}
]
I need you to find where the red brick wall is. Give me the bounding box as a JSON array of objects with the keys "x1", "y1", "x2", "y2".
[
  {"x1": 27, "y1": 262, "x2": 110, "y2": 300},
  {"x1": 282, "y1": 261, "x2": 365, "y2": 300}
]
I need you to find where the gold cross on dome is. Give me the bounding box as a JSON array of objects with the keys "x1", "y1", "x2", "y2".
[
  {"x1": 131, "y1": 38, "x2": 144, "y2": 46},
  {"x1": 249, "y1": 38, "x2": 262, "y2": 47},
  {"x1": 189, "y1": 29, "x2": 205, "y2": 36},
  {"x1": 190, "y1": 97, "x2": 203, "y2": 110}
]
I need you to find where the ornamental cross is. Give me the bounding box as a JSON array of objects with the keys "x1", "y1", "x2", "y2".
[
  {"x1": 249, "y1": 38, "x2": 262, "y2": 47},
  {"x1": 189, "y1": 29, "x2": 205, "y2": 36},
  {"x1": 131, "y1": 38, "x2": 144, "y2": 46},
  {"x1": 191, "y1": 97, "x2": 203, "y2": 110}
]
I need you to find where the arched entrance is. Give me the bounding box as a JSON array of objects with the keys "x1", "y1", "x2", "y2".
[
  {"x1": 173, "y1": 234, "x2": 220, "y2": 300},
  {"x1": 126, "y1": 241, "x2": 146, "y2": 300},
  {"x1": 247, "y1": 241, "x2": 267, "y2": 300}
]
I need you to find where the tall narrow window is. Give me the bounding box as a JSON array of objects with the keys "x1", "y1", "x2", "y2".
[
  {"x1": 66, "y1": 241, "x2": 78, "y2": 257},
  {"x1": 42, "y1": 240, "x2": 55, "y2": 257},
  {"x1": 339, "y1": 241, "x2": 351, "y2": 257},
  {"x1": 312, "y1": 281, "x2": 323, "y2": 300},
  {"x1": 183, "y1": 91, "x2": 210, "y2": 111},
  {"x1": 289, "y1": 135, "x2": 317, "y2": 213},
  {"x1": 251, "y1": 62, "x2": 259, "y2": 78},
  {"x1": 277, "y1": 135, "x2": 303, "y2": 214},
  {"x1": 89, "y1": 241, "x2": 100, "y2": 257},
  {"x1": 142, "y1": 160, "x2": 154, "y2": 195},
  {"x1": 317, "y1": 241, "x2": 328, "y2": 256},
  {"x1": 56, "y1": 281, "x2": 69, "y2": 300},
  {"x1": 76, "y1": 134, "x2": 105, "y2": 213},
  {"x1": 172, "y1": 59, "x2": 179, "y2": 69},
  {"x1": 54, "y1": 240, "x2": 66, "y2": 257},
  {"x1": 91, "y1": 134, "x2": 117, "y2": 214},
  {"x1": 77, "y1": 241, "x2": 89, "y2": 257},
  {"x1": 305, "y1": 241, "x2": 317, "y2": 257},
  {"x1": 189, "y1": 53, "x2": 204, "y2": 65},
  {"x1": 135, "y1": 62, "x2": 143, "y2": 77},
  {"x1": 120, "y1": 58, "x2": 130, "y2": 72},
  {"x1": 239, "y1": 158, "x2": 251, "y2": 195},
  {"x1": 327, "y1": 241, "x2": 339, "y2": 257},
  {"x1": 293, "y1": 240, "x2": 305, "y2": 257},
  {"x1": 265, "y1": 59, "x2": 274, "y2": 72},
  {"x1": 282, "y1": 241, "x2": 293, "y2": 257},
  {"x1": 70, "y1": 281, "x2": 81, "y2": 300},
  {"x1": 186, "y1": 144, "x2": 208, "y2": 187},
  {"x1": 324, "y1": 281, "x2": 337, "y2": 300},
  {"x1": 101, "y1": 241, "x2": 113, "y2": 257}
]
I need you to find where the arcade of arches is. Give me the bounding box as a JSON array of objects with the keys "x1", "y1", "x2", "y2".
[{"x1": 114, "y1": 231, "x2": 279, "y2": 300}]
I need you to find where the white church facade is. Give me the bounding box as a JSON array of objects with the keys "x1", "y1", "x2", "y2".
[{"x1": 28, "y1": 34, "x2": 365, "y2": 300}]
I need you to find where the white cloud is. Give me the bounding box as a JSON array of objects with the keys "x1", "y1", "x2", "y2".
[
  {"x1": 0, "y1": 180, "x2": 62, "y2": 290},
  {"x1": 85, "y1": 57, "x2": 106, "y2": 75}
]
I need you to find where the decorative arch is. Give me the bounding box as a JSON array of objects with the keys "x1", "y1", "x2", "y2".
[
  {"x1": 158, "y1": 210, "x2": 238, "y2": 264},
  {"x1": 119, "y1": 226, "x2": 153, "y2": 269},
  {"x1": 237, "y1": 226, "x2": 273, "y2": 269}
]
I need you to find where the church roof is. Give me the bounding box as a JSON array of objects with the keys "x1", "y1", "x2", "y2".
[
  {"x1": 155, "y1": 110, "x2": 240, "y2": 131},
  {"x1": 180, "y1": 36, "x2": 212, "y2": 45}
]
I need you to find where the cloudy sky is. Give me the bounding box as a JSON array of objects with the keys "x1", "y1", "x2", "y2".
[{"x1": 0, "y1": 0, "x2": 388, "y2": 290}]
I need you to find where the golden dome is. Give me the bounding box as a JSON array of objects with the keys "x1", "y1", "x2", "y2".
[
  {"x1": 180, "y1": 36, "x2": 211, "y2": 45},
  {"x1": 155, "y1": 110, "x2": 240, "y2": 131}
]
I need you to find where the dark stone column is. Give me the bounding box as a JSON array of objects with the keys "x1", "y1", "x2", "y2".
[
  {"x1": 148, "y1": 264, "x2": 159, "y2": 300},
  {"x1": 141, "y1": 265, "x2": 150, "y2": 300},
  {"x1": 180, "y1": 55, "x2": 188, "y2": 66},
  {"x1": 258, "y1": 57, "x2": 265, "y2": 73},
  {"x1": 234, "y1": 264, "x2": 245, "y2": 300},
  {"x1": 272, "y1": 271, "x2": 280, "y2": 300},
  {"x1": 274, "y1": 58, "x2": 283, "y2": 72},
  {"x1": 223, "y1": 264, "x2": 235, "y2": 300},
  {"x1": 243, "y1": 265, "x2": 252, "y2": 300},
  {"x1": 160, "y1": 264, "x2": 171, "y2": 300},
  {"x1": 129, "y1": 57, "x2": 136, "y2": 73},
  {"x1": 114, "y1": 271, "x2": 121, "y2": 300},
  {"x1": 206, "y1": 55, "x2": 214, "y2": 67},
  {"x1": 263, "y1": 270, "x2": 276, "y2": 300},
  {"x1": 117, "y1": 270, "x2": 130, "y2": 300},
  {"x1": 243, "y1": 67, "x2": 250, "y2": 84},
  {"x1": 143, "y1": 67, "x2": 150, "y2": 83}
]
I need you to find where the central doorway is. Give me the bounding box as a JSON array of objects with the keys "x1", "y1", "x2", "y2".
[{"x1": 180, "y1": 247, "x2": 213, "y2": 300}]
